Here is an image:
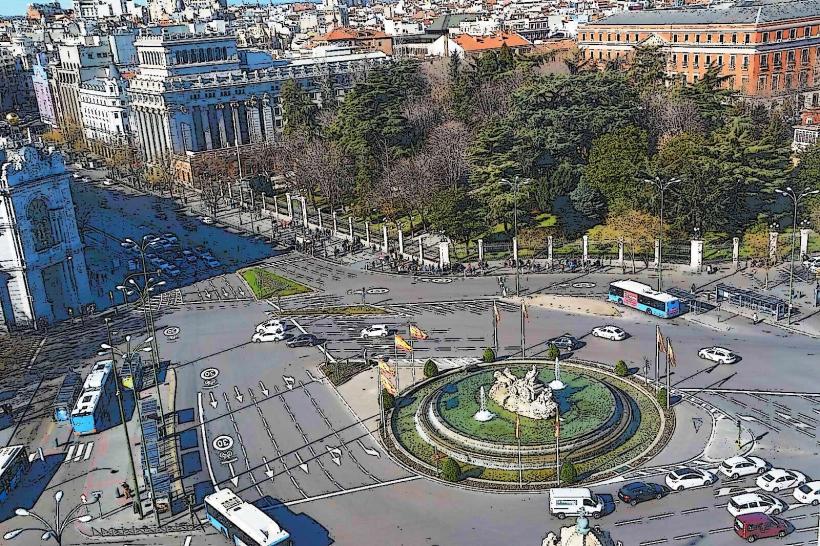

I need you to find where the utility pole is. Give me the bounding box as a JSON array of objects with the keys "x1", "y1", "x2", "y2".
[{"x1": 643, "y1": 176, "x2": 680, "y2": 292}]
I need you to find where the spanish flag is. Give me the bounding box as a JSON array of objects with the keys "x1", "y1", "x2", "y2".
[
  {"x1": 522, "y1": 301, "x2": 529, "y2": 321},
  {"x1": 378, "y1": 359, "x2": 394, "y2": 376},
  {"x1": 554, "y1": 414, "x2": 560, "y2": 439},
  {"x1": 493, "y1": 300, "x2": 501, "y2": 323},
  {"x1": 380, "y1": 375, "x2": 397, "y2": 395},
  {"x1": 409, "y1": 324, "x2": 428, "y2": 340},
  {"x1": 667, "y1": 337, "x2": 676, "y2": 367},
  {"x1": 515, "y1": 414, "x2": 521, "y2": 440},
  {"x1": 656, "y1": 325, "x2": 666, "y2": 354},
  {"x1": 395, "y1": 334, "x2": 413, "y2": 353}
]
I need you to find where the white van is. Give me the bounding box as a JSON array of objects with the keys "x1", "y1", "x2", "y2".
[{"x1": 549, "y1": 487, "x2": 604, "y2": 519}]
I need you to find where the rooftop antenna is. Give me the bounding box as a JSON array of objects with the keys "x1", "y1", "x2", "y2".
[{"x1": 755, "y1": 6, "x2": 762, "y2": 24}]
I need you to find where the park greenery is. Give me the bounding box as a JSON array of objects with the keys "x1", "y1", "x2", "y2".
[
  {"x1": 266, "y1": 45, "x2": 820, "y2": 254},
  {"x1": 239, "y1": 267, "x2": 311, "y2": 299},
  {"x1": 423, "y1": 359, "x2": 440, "y2": 378}
]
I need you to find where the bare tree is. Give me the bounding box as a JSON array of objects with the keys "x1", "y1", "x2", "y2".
[
  {"x1": 424, "y1": 121, "x2": 471, "y2": 190},
  {"x1": 403, "y1": 97, "x2": 444, "y2": 143},
  {"x1": 644, "y1": 92, "x2": 705, "y2": 147}
]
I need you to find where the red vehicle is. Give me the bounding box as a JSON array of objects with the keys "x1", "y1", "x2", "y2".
[{"x1": 734, "y1": 512, "x2": 788, "y2": 542}]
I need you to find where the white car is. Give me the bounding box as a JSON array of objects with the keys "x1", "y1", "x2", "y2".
[
  {"x1": 665, "y1": 467, "x2": 717, "y2": 491},
  {"x1": 200, "y1": 216, "x2": 214, "y2": 225},
  {"x1": 103, "y1": 178, "x2": 113, "y2": 186},
  {"x1": 591, "y1": 325, "x2": 627, "y2": 341},
  {"x1": 360, "y1": 324, "x2": 390, "y2": 338},
  {"x1": 792, "y1": 480, "x2": 820, "y2": 506},
  {"x1": 803, "y1": 256, "x2": 820, "y2": 272},
  {"x1": 720, "y1": 456, "x2": 770, "y2": 480},
  {"x1": 252, "y1": 330, "x2": 285, "y2": 343},
  {"x1": 256, "y1": 319, "x2": 285, "y2": 334},
  {"x1": 757, "y1": 469, "x2": 808, "y2": 493},
  {"x1": 698, "y1": 346, "x2": 739, "y2": 364},
  {"x1": 727, "y1": 492, "x2": 787, "y2": 517}
]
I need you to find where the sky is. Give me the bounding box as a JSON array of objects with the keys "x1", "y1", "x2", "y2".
[{"x1": 0, "y1": 0, "x2": 301, "y2": 17}]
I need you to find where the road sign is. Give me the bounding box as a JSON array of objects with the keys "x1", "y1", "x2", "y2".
[{"x1": 212, "y1": 435, "x2": 234, "y2": 452}]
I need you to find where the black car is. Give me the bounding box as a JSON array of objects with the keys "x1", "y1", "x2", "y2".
[
  {"x1": 549, "y1": 335, "x2": 580, "y2": 351},
  {"x1": 617, "y1": 482, "x2": 665, "y2": 506},
  {"x1": 286, "y1": 333, "x2": 318, "y2": 348}
]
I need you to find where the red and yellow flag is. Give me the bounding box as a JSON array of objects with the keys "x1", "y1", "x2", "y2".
[
  {"x1": 656, "y1": 326, "x2": 666, "y2": 354},
  {"x1": 522, "y1": 301, "x2": 529, "y2": 320},
  {"x1": 667, "y1": 337, "x2": 676, "y2": 367},
  {"x1": 409, "y1": 325, "x2": 428, "y2": 340},
  {"x1": 493, "y1": 301, "x2": 501, "y2": 323},
  {"x1": 380, "y1": 375, "x2": 397, "y2": 395},
  {"x1": 515, "y1": 414, "x2": 521, "y2": 440},
  {"x1": 555, "y1": 414, "x2": 560, "y2": 439},
  {"x1": 395, "y1": 334, "x2": 413, "y2": 353},
  {"x1": 378, "y1": 359, "x2": 394, "y2": 377}
]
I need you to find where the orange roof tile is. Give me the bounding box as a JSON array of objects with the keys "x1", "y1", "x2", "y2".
[{"x1": 451, "y1": 31, "x2": 531, "y2": 52}]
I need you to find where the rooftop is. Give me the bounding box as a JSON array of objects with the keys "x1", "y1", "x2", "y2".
[
  {"x1": 588, "y1": 0, "x2": 820, "y2": 26},
  {"x1": 452, "y1": 31, "x2": 531, "y2": 52},
  {"x1": 205, "y1": 489, "x2": 289, "y2": 546}
]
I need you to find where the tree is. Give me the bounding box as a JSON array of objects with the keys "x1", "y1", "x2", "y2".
[
  {"x1": 570, "y1": 178, "x2": 607, "y2": 221},
  {"x1": 482, "y1": 348, "x2": 496, "y2": 363},
  {"x1": 440, "y1": 457, "x2": 461, "y2": 482},
  {"x1": 381, "y1": 388, "x2": 395, "y2": 410},
  {"x1": 425, "y1": 121, "x2": 471, "y2": 190},
  {"x1": 281, "y1": 80, "x2": 318, "y2": 136},
  {"x1": 559, "y1": 461, "x2": 578, "y2": 484},
  {"x1": 546, "y1": 343, "x2": 560, "y2": 361},
  {"x1": 628, "y1": 45, "x2": 667, "y2": 97},
  {"x1": 428, "y1": 188, "x2": 483, "y2": 248},
  {"x1": 581, "y1": 126, "x2": 649, "y2": 209},
  {"x1": 593, "y1": 209, "x2": 663, "y2": 273},
  {"x1": 423, "y1": 359, "x2": 439, "y2": 379},
  {"x1": 614, "y1": 360, "x2": 628, "y2": 377}
]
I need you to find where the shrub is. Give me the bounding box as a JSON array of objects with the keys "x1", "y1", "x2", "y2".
[
  {"x1": 423, "y1": 359, "x2": 439, "y2": 378},
  {"x1": 546, "y1": 343, "x2": 560, "y2": 361},
  {"x1": 482, "y1": 347, "x2": 496, "y2": 363},
  {"x1": 381, "y1": 388, "x2": 395, "y2": 410},
  {"x1": 614, "y1": 360, "x2": 628, "y2": 377},
  {"x1": 440, "y1": 457, "x2": 462, "y2": 482},
  {"x1": 560, "y1": 461, "x2": 578, "y2": 484},
  {"x1": 656, "y1": 387, "x2": 668, "y2": 409}
]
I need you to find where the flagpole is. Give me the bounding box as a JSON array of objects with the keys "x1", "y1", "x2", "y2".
[
  {"x1": 655, "y1": 326, "x2": 660, "y2": 389},
  {"x1": 394, "y1": 337, "x2": 400, "y2": 395},
  {"x1": 555, "y1": 415, "x2": 560, "y2": 486},
  {"x1": 409, "y1": 324, "x2": 415, "y2": 385},
  {"x1": 666, "y1": 337, "x2": 671, "y2": 410},
  {"x1": 377, "y1": 363, "x2": 384, "y2": 438},
  {"x1": 518, "y1": 434, "x2": 523, "y2": 488},
  {"x1": 520, "y1": 302, "x2": 525, "y2": 357},
  {"x1": 493, "y1": 300, "x2": 499, "y2": 358}
]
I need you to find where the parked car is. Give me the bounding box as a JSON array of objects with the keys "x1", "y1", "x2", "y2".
[
  {"x1": 734, "y1": 512, "x2": 789, "y2": 542},
  {"x1": 205, "y1": 258, "x2": 222, "y2": 269},
  {"x1": 200, "y1": 216, "x2": 214, "y2": 225},
  {"x1": 182, "y1": 250, "x2": 197, "y2": 263},
  {"x1": 727, "y1": 493, "x2": 787, "y2": 517},
  {"x1": 802, "y1": 255, "x2": 820, "y2": 272},
  {"x1": 590, "y1": 325, "x2": 628, "y2": 341},
  {"x1": 286, "y1": 333, "x2": 318, "y2": 348},
  {"x1": 756, "y1": 469, "x2": 808, "y2": 493},
  {"x1": 162, "y1": 233, "x2": 179, "y2": 244},
  {"x1": 617, "y1": 482, "x2": 665, "y2": 506},
  {"x1": 103, "y1": 178, "x2": 113, "y2": 186},
  {"x1": 549, "y1": 335, "x2": 580, "y2": 351},
  {"x1": 665, "y1": 467, "x2": 717, "y2": 491},
  {"x1": 720, "y1": 456, "x2": 770, "y2": 480},
  {"x1": 252, "y1": 330, "x2": 286, "y2": 343},
  {"x1": 360, "y1": 324, "x2": 390, "y2": 338},
  {"x1": 548, "y1": 488, "x2": 604, "y2": 520},
  {"x1": 256, "y1": 319, "x2": 285, "y2": 334},
  {"x1": 792, "y1": 480, "x2": 820, "y2": 506},
  {"x1": 698, "y1": 346, "x2": 740, "y2": 364}
]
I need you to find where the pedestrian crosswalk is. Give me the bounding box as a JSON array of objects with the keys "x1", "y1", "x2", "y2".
[{"x1": 64, "y1": 441, "x2": 94, "y2": 463}]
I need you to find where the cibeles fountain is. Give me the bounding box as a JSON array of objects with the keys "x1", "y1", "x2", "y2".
[{"x1": 488, "y1": 365, "x2": 557, "y2": 420}]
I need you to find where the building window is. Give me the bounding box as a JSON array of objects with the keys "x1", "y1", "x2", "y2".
[
  {"x1": 745, "y1": 33, "x2": 751, "y2": 44},
  {"x1": 806, "y1": 26, "x2": 812, "y2": 37},
  {"x1": 581, "y1": 33, "x2": 586, "y2": 41},
  {"x1": 729, "y1": 54, "x2": 736, "y2": 68},
  {"x1": 758, "y1": 75, "x2": 766, "y2": 90},
  {"x1": 684, "y1": 34, "x2": 689, "y2": 42},
  {"x1": 803, "y1": 48, "x2": 810, "y2": 63},
  {"x1": 732, "y1": 33, "x2": 737, "y2": 43},
  {"x1": 813, "y1": 93, "x2": 819, "y2": 106},
  {"x1": 785, "y1": 73, "x2": 793, "y2": 89},
  {"x1": 772, "y1": 73, "x2": 780, "y2": 89},
  {"x1": 774, "y1": 52, "x2": 782, "y2": 66},
  {"x1": 790, "y1": 28, "x2": 797, "y2": 40},
  {"x1": 27, "y1": 198, "x2": 56, "y2": 251},
  {"x1": 800, "y1": 71, "x2": 808, "y2": 88},
  {"x1": 682, "y1": 53, "x2": 688, "y2": 67},
  {"x1": 696, "y1": 34, "x2": 701, "y2": 43},
  {"x1": 762, "y1": 32, "x2": 769, "y2": 43},
  {"x1": 719, "y1": 34, "x2": 724, "y2": 43},
  {"x1": 776, "y1": 30, "x2": 783, "y2": 41},
  {"x1": 707, "y1": 34, "x2": 712, "y2": 43},
  {"x1": 705, "y1": 55, "x2": 711, "y2": 65},
  {"x1": 607, "y1": 33, "x2": 612, "y2": 41},
  {"x1": 616, "y1": 33, "x2": 621, "y2": 41},
  {"x1": 694, "y1": 54, "x2": 699, "y2": 67},
  {"x1": 673, "y1": 34, "x2": 678, "y2": 42},
  {"x1": 598, "y1": 33, "x2": 603, "y2": 41},
  {"x1": 787, "y1": 50, "x2": 795, "y2": 64}
]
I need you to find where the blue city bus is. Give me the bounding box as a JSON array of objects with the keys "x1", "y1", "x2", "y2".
[
  {"x1": 608, "y1": 280, "x2": 681, "y2": 319},
  {"x1": 71, "y1": 360, "x2": 116, "y2": 435},
  {"x1": 205, "y1": 488, "x2": 291, "y2": 546},
  {"x1": 53, "y1": 372, "x2": 82, "y2": 422},
  {"x1": 0, "y1": 445, "x2": 30, "y2": 503}
]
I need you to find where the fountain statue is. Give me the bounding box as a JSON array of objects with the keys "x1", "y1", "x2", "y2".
[
  {"x1": 549, "y1": 355, "x2": 566, "y2": 391},
  {"x1": 473, "y1": 386, "x2": 496, "y2": 422},
  {"x1": 489, "y1": 364, "x2": 557, "y2": 420}
]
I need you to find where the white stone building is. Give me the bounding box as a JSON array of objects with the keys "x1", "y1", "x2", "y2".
[
  {"x1": 0, "y1": 145, "x2": 92, "y2": 330},
  {"x1": 78, "y1": 64, "x2": 131, "y2": 152}
]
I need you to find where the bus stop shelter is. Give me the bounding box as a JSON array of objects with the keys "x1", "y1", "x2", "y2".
[{"x1": 714, "y1": 283, "x2": 787, "y2": 321}]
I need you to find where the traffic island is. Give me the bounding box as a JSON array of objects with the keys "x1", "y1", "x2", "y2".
[{"x1": 384, "y1": 358, "x2": 670, "y2": 490}]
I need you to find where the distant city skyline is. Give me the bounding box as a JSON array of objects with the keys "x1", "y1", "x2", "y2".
[{"x1": 0, "y1": 0, "x2": 307, "y2": 16}]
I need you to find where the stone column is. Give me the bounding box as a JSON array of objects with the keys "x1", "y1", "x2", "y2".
[
  {"x1": 439, "y1": 241, "x2": 450, "y2": 268},
  {"x1": 382, "y1": 225, "x2": 389, "y2": 253},
  {"x1": 690, "y1": 239, "x2": 704, "y2": 271},
  {"x1": 261, "y1": 192, "x2": 267, "y2": 211},
  {"x1": 398, "y1": 229, "x2": 404, "y2": 254},
  {"x1": 216, "y1": 106, "x2": 228, "y2": 147},
  {"x1": 512, "y1": 237, "x2": 518, "y2": 262},
  {"x1": 582, "y1": 234, "x2": 589, "y2": 263},
  {"x1": 348, "y1": 217, "x2": 353, "y2": 240},
  {"x1": 200, "y1": 106, "x2": 213, "y2": 150},
  {"x1": 477, "y1": 239, "x2": 484, "y2": 263},
  {"x1": 332, "y1": 211, "x2": 338, "y2": 234},
  {"x1": 618, "y1": 238, "x2": 625, "y2": 264},
  {"x1": 732, "y1": 237, "x2": 740, "y2": 268},
  {"x1": 769, "y1": 231, "x2": 779, "y2": 263},
  {"x1": 547, "y1": 236, "x2": 554, "y2": 264},
  {"x1": 365, "y1": 221, "x2": 370, "y2": 245},
  {"x1": 317, "y1": 208, "x2": 323, "y2": 230},
  {"x1": 262, "y1": 100, "x2": 275, "y2": 142},
  {"x1": 248, "y1": 103, "x2": 263, "y2": 143},
  {"x1": 800, "y1": 228, "x2": 811, "y2": 257},
  {"x1": 273, "y1": 194, "x2": 280, "y2": 216},
  {"x1": 654, "y1": 239, "x2": 661, "y2": 267},
  {"x1": 285, "y1": 193, "x2": 293, "y2": 219},
  {"x1": 300, "y1": 196, "x2": 308, "y2": 227},
  {"x1": 418, "y1": 236, "x2": 424, "y2": 263}
]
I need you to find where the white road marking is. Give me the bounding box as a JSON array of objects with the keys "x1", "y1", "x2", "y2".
[
  {"x1": 197, "y1": 392, "x2": 219, "y2": 490},
  {"x1": 66, "y1": 444, "x2": 76, "y2": 460},
  {"x1": 283, "y1": 476, "x2": 421, "y2": 507},
  {"x1": 83, "y1": 441, "x2": 94, "y2": 460},
  {"x1": 73, "y1": 443, "x2": 85, "y2": 462}
]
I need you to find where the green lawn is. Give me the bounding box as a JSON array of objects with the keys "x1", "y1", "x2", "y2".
[{"x1": 240, "y1": 267, "x2": 312, "y2": 300}]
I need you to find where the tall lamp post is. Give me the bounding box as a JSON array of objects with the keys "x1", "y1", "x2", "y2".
[
  {"x1": 4, "y1": 490, "x2": 93, "y2": 545},
  {"x1": 774, "y1": 186, "x2": 819, "y2": 323},
  {"x1": 500, "y1": 176, "x2": 530, "y2": 296},
  {"x1": 643, "y1": 176, "x2": 680, "y2": 292}
]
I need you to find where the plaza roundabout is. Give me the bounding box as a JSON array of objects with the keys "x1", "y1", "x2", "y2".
[{"x1": 386, "y1": 359, "x2": 671, "y2": 489}]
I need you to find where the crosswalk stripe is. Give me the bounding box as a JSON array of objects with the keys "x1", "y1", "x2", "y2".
[
  {"x1": 83, "y1": 441, "x2": 94, "y2": 460},
  {"x1": 73, "y1": 443, "x2": 85, "y2": 461},
  {"x1": 66, "y1": 444, "x2": 76, "y2": 460}
]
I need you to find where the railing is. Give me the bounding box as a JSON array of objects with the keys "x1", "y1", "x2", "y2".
[{"x1": 90, "y1": 522, "x2": 202, "y2": 537}]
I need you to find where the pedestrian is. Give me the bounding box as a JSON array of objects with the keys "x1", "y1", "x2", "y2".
[
  {"x1": 752, "y1": 312, "x2": 759, "y2": 325},
  {"x1": 691, "y1": 283, "x2": 697, "y2": 295}
]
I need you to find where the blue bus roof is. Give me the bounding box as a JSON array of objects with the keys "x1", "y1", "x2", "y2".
[{"x1": 610, "y1": 280, "x2": 679, "y2": 303}]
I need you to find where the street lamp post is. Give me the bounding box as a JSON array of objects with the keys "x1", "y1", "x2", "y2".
[
  {"x1": 643, "y1": 176, "x2": 680, "y2": 292},
  {"x1": 4, "y1": 490, "x2": 94, "y2": 545},
  {"x1": 501, "y1": 177, "x2": 529, "y2": 296},
  {"x1": 774, "y1": 186, "x2": 819, "y2": 324}
]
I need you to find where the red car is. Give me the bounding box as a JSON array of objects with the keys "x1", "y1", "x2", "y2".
[{"x1": 734, "y1": 512, "x2": 788, "y2": 542}]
